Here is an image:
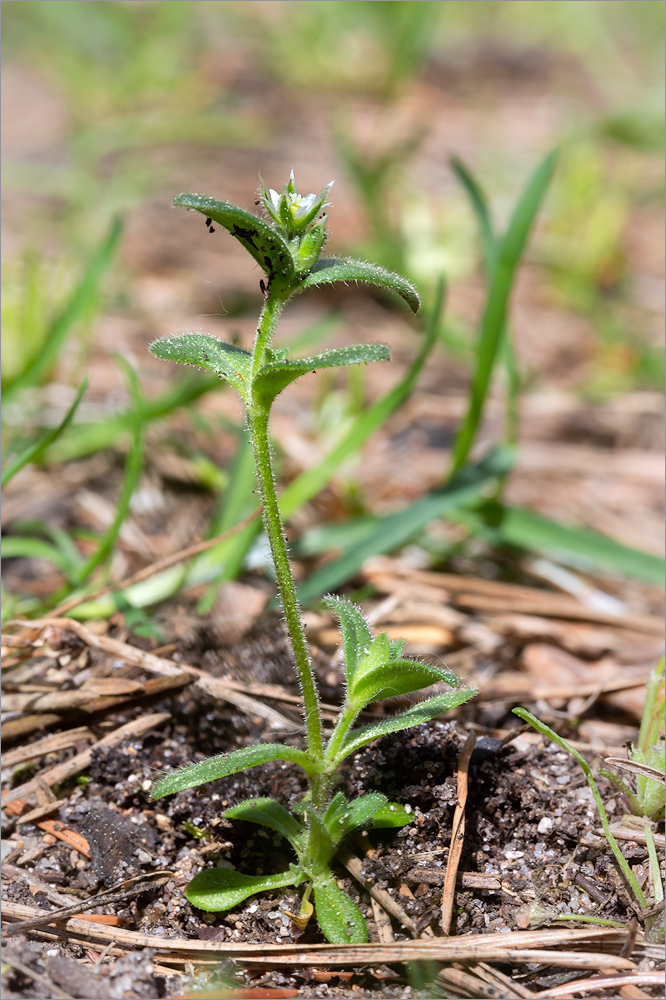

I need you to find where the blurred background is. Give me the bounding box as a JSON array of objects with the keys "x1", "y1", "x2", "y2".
[{"x1": 2, "y1": 0, "x2": 664, "y2": 632}]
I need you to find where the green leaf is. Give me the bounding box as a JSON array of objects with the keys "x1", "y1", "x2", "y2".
[
  {"x1": 371, "y1": 801, "x2": 413, "y2": 828},
  {"x1": 149, "y1": 334, "x2": 252, "y2": 401},
  {"x1": 1, "y1": 377, "x2": 88, "y2": 488},
  {"x1": 339, "y1": 793, "x2": 388, "y2": 836},
  {"x1": 323, "y1": 791, "x2": 349, "y2": 838},
  {"x1": 150, "y1": 743, "x2": 319, "y2": 799},
  {"x1": 4, "y1": 218, "x2": 122, "y2": 401},
  {"x1": 300, "y1": 257, "x2": 421, "y2": 314},
  {"x1": 297, "y1": 447, "x2": 514, "y2": 604},
  {"x1": 478, "y1": 502, "x2": 665, "y2": 587},
  {"x1": 280, "y1": 277, "x2": 443, "y2": 519},
  {"x1": 173, "y1": 193, "x2": 296, "y2": 293},
  {"x1": 222, "y1": 797, "x2": 305, "y2": 850},
  {"x1": 349, "y1": 658, "x2": 457, "y2": 709},
  {"x1": 336, "y1": 688, "x2": 477, "y2": 762},
  {"x1": 313, "y1": 877, "x2": 368, "y2": 943},
  {"x1": 253, "y1": 343, "x2": 390, "y2": 407},
  {"x1": 323, "y1": 792, "x2": 389, "y2": 842},
  {"x1": 322, "y1": 596, "x2": 373, "y2": 686},
  {"x1": 186, "y1": 864, "x2": 304, "y2": 912}
]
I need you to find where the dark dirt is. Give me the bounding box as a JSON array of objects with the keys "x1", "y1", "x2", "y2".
[{"x1": 2, "y1": 614, "x2": 661, "y2": 999}]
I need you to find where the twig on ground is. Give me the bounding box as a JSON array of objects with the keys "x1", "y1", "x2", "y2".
[{"x1": 441, "y1": 729, "x2": 476, "y2": 934}]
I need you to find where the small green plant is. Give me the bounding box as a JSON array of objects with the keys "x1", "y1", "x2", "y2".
[
  {"x1": 513, "y1": 706, "x2": 655, "y2": 913},
  {"x1": 149, "y1": 173, "x2": 476, "y2": 943}
]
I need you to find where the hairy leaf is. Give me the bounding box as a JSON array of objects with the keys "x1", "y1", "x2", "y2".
[
  {"x1": 335, "y1": 688, "x2": 477, "y2": 762},
  {"x1": 323, "y1": 791, "x2": 349, "y2": 836},
  {"x1": 339, "y1": 793, "x2": 388, "y2": 836},
  {"x1": 174, "y1": 193, "x2": 296, "y2": 292},
  {"x1": 222, "y1": 797, "x2": 305, "y2": 850},
  {"x1": 150, "y1": 334, "x2": 252, "y2": 401},
  {"x1": 300, "y1": 257, "x2": 421, "y2": 313},
  {"x1": 323, "y1": 596, "x2": 374, "y2": 686},
  {"x1": 371, "y1": 801, "x2": 413, "y2": 828},
  {"x1": 186, "y1": 865, "x2": 304, "y2": 912},
  {"x1": 349, "y1": 658, "x2": 456, "y2": 709},
  {"x1": 313, "y1": 876, "x2": 369, "y2": 943},
  {"x1": 253, "y1": 344, "x2": 390, "y2": 406},
  {"x1": 151, "y1": 744, "x2": 318, "y2": 799}
]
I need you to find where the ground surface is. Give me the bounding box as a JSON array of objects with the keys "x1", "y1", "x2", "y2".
[{"x1": 2, "y1": 4, "x2": 664, "y2": 998}]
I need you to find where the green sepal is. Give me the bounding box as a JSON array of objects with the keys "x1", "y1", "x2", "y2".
[
  {"x1": 173, "y1": 193, "x2": 296, "y2": 294},
  {"x1": 335, "y1": 688, "x2": 478, "y2": 763},
  {"x1": 149, "y1": 334, "x2": 252, "y2": 402},
  {"x1": 185, "y1": 864, "x2": 305, "y2": 912},
  {"x1": 253, "y1": 343, "x2": 390, "y2": 407},
  {"x1": 300, "y1": 257, "x2": 421, "y2": 314},
  {"x1": 294, "y1": 219, "x2": 327, "y2": 272},
  {"x1": 222, "y1": 797, "x2": 306, "y2": 851},
  {"x1": 323, "y1": 595, "x2": 373, "y2": 687},
  {"x1": 349, "y1": 658, "x2": 457, "y2": 710},
  {"x1": 312, "y1": 876, "x2": 369, "y2": 943},
  {"x1": 150, "y1": 743, "x2": 319, "y2": 799},
  {"x1": 370, "y1": 801, "x2": 413, "y2": 828}
]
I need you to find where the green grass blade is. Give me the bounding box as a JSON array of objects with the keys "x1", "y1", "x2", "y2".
[
  {"x1": 481, "y1": 502, "x2": 665, "y2": 586},
  {"x1": 4, "y1": 218, "x2": 122, "y2": 400},
  {"x1": 280, "y1": 278, "x2": 444, "y2": 518},
  {"x1": 451, "y1": 150, "x2": 557, "y2": 474},
  {"x1": 73, "y1": 356, "x2": 144, "y2": 585},
  {"x1": 451, "y1": 157, "x2": 522, "y2": 460},
  {"x1": 2, "y1": 537, "x2": 76, "y2": 576},
  {"x1": 513, "y1": 707, "x2": 648, "y2": 909},
  {"x1": 450, "y1": 155, "x2": 495, "y2": 275},
  {"x1": 1, "y1": 377, "x2": 88, "y2": 487},
  {"x1": 194, "y1": 433, "x2": 258, "y2": 610},
  {"x1": 43, "y1": 374, "x2": 220, "y2": 464},
  {"x1": 297, "y1": 447, "x2": 513, "y2": 604}
]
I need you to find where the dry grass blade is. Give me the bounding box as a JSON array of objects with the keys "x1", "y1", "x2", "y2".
[
  {"x1": 605, "y1": 757, "x2": 666, "y2": 784},
  {"x1": 1, "y1": 726, "x2": 94, "y2": 768},
  {"x1": 0, "y1": 712, "x2": 170, "y2": 809},
  {"x1": 33, "y1": 506, "x2": 262, "y2": 620},
  {"x1": 2, "y1": 871, "x2": 174, "y2": 938},
  {"x1": 441, "y1": 729, "x2": 476, "y2": 934},
  {"x1": 0, "y1": 905, "x2": 637, "y2": 969},
  {"x1": 336, "y1": 844, "x2": 418, "y2": 934},
  {"x1": 9, "y1": 618, "x2": 297, "y2": 731},
  {"x1": 532, "y1": 971, "x2": 665, "y2": 997}
]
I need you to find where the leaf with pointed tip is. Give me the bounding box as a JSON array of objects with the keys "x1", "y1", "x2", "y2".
[
  {"x1": 339, "y1": 793, "x2": 388, "y2": 837},
  {"x1": 323, "y1": 596, "x2": 374, "y2": 687},
  {"x1": 371, "y1": 801, "x2": 413, "y2": 829},
  {"x1": 174, "y1": 193, "x2": 295, "y2": 292},
  {"x1": 313, "y1": 876, "x2": 369, "y2": 943},
  {"x1": 150, "y1": 334, "x2": 252, "y2": 401},
  {"x1": 222, "y1": 797, "x2": 305, "y2": 851},
  {"x1": 253, "y1": 344, "x2": 390, "y2": 407},
  {"x1": 186, "y1": 864, "x2": 305, "y2": 912},
  {"x1": 150, "y1": 743, "x2": 318, "y2": 799},
  {"x1": 388, "y1": 637, "x2": 406, "y2": 659},
  {"x1": 334, "y1": 688, "x2": 477, "y2": 763},
  {"x1": 349, "y1": 659, "x2": 456, "y2": 710},
  {"x1": 300, "y1": 257, "x2": 420, "y2": 314},
  {"x1": 322, "y1": 791, "x2": 348, "y2": 839}
]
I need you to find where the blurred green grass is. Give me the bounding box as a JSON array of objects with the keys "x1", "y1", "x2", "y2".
[{"x1": 2, "y1": 0, "x2": 663, "y2": 621}]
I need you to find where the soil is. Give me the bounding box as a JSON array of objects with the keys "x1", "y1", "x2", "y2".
[
  {"x1": 2, "y1": 613, "x2": 663, "y2": 998},
  {"x1": 2, "y1": 6, "x2": 664, "y2": 997}
]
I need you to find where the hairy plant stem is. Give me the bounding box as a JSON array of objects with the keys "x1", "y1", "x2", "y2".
[{"x1": 246, "y1": 293, "x2": 324, "y2": 765}]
